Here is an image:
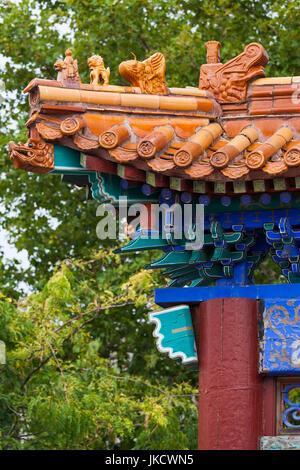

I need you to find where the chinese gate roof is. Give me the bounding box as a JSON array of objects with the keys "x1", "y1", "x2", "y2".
[{"x1": 9, "y1": 42, "x2": 300, "y2": 196}]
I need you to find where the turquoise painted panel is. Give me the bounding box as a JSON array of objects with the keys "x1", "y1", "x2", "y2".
[
  {"x1": 149, "y1": 305, "x2": 198, "y2": 366},
  {"x1": 260, "y1": 299, "x2": 300, "y2": 375},
  {"x1": 53, "y1": 145, "x2": 83, "y2": 171}
]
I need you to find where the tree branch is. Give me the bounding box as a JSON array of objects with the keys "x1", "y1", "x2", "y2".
[{"x1": 21, "y1": 301, "x2": 135, "y2": 389}]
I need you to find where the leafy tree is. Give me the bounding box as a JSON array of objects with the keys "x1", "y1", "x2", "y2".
[{"x1": 0, "y1": 251, "x2": 198, "y2": 449}]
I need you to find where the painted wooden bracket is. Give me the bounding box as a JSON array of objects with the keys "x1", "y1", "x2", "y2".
[
  {"x1": 149, "y1": 304, "x2": 198, "y2": 367},
  {"x1": 264, "y1": 218, "x2": 300, "y2": 282}
]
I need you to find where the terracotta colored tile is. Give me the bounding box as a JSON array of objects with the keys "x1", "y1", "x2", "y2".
[
  {"x1": 38, "y1": 86, "x2": 124, "y2": 107},
  {"x1": 253, "y1": 118, "x2": 284, "y2": 137},
  {"x1": 17, "y1": 45, "x2": 300, "y2": 186},
  {"x1": 273, "y1": 85, "x2": 297, "y2": 96},
  {"x1": 146, "y1": 157, "x2": 175, "y2": 173},
  {"x1": 159, "y1": 96, "x2": 198, "y2": 111},
  {"x1": 84, "y1": 114, "x2": 124, "y2": 135},
  {"x1": 289, "y1": 118, "x2": 300, "y2": 136},
  {"x1": 128, "y1": 117, "x2": 209, "y2": 140},
  {"x1": 123, "y1": 142, "x2": 137, "y2": 150},
  {"x1": 209, "y1": 140, "x2": 227, "y2": 150},
  {"x1": 23, "y1": 78, "x2": 62, "y2": 94},
  {"x1": 128, "y1": 117, "x2": 168, "y2": 138},
  {"x1": 169, "y1": 87, "x2": 209, "y2": 97},
  {"x1": 163, "y1": 147, "x2": 177, "y2": 155},
  {"x1": 79, "y1": 84, "x2": 130, "y2": 93},
  {"x1": 283, "y1": 140, "x2": 299, "y2": 150},
  {"x1": 246, "y1": 142, "x2": 261, "y2": 151},
  {"x1": 249, "y1": 98, "x2": 273, "y2": 115},
  {"x1": 223, "y1": 120, "x2": 251, "y2": 138},
  {"x1": 250, "y1": 85, "x2": 273, "y2": 97},
  {"x1": 196, "y1": 98, "x2": 214, "y2": 112},
  {"x1": 159, "y1": 153, "x2": 174, "y2": 160},
  {"x1": 39, "y1": 85, "x2": 81, "y2": 102},
  {"x1": 252, "y1": 77, "x2": 292, "y2": 85},
  {"x1": 246, "y1": 128, "x2": 293, "y2": 170},
  {"x1": 170, "y1": 142, "x2": 184, "y2": 149},
  {"x1": 99, "y1": 125, "x2": 130, "y2": 149},
  {"x1": 221, "y1": 103, "x2": 248, "y2": 112},
  {"x1": 81, "y1": 90, "x2": 121, "y2": 106},
  {"x1": 272, "y1": 97, "x2": 300, "y2": 113},
  {"x1": 173, "y1": 119, "x2": 210, "y2": 139},
  {"x1": 41, "y1": 104, "x2": 85, "y2": 114},
  {"x1": 137, "y1": 126, "x2": 174, "y2": 159},
  {"x1": 174, "y1": 141, "x2": 202, "y2": 168}
]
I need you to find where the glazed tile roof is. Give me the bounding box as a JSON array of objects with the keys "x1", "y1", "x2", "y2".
[{"x1": 9, "y1": 42, "x2": 300, "y2": 195}]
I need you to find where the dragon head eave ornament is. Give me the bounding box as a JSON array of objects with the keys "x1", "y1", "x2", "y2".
[{"x1": 9, "y1": 138, "x2": 54, "y2": 174}]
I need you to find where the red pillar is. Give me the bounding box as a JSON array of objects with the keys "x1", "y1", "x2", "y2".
[{"x1": 193, "y1": 298, "x2": 264, "y2": 450}]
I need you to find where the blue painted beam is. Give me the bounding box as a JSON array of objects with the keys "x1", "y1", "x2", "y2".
[{"x1": 155, "y1": 283, "x2": 300, "y2": 306}]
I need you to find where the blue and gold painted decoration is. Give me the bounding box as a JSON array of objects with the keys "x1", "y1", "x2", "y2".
[
  {"x1": 260, "y1": 299, "x2": 300, "y2": 375},
  {"x1": 264, "y1": 218, "x2": 300, "y2": 283},
  {"x1": 149, "y1": 305, "x2": 198, "y2": 367},
  {"x1": 282, "y1": 384, "x2": 300, "y2": 429}
]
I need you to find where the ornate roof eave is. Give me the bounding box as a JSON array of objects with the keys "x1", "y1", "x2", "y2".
[{"x1": 8, "y1": 43, "x2": 300, "y2": 196}]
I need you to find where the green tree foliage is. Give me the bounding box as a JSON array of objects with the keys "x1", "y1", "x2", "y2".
[
  {"x1": 0, "y1": 251, "x2": 198, "y2": 449},
  {"x1": 0, "y1": 0, "x2": 299, "y2": 449}
]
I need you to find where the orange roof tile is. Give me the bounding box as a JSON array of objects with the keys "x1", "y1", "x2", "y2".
[{"x1": 8, "y1": 43, "x2": 300, "y2": 193}]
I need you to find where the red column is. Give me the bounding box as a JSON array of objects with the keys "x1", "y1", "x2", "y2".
[{"x1": 193, "y1": 298, "x2": 264, "y2": 450}]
